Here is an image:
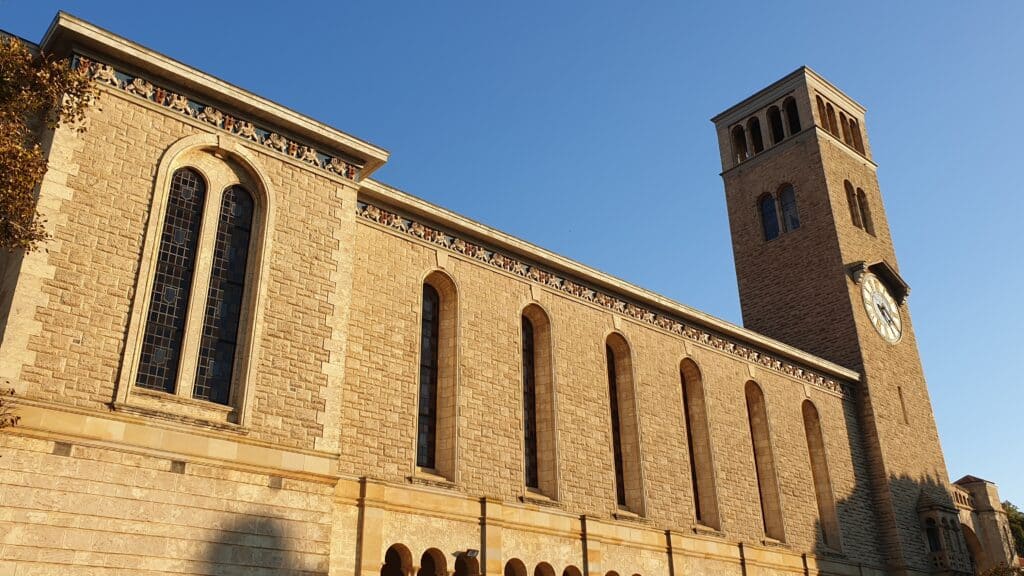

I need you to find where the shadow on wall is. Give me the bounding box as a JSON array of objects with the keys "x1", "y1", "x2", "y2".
[
  {"x1": 811, "y1": 470, "x2": 979, "y2": 575},
  {"x1": 202, "y1": 515, "x2": 327, "y2": 576}
]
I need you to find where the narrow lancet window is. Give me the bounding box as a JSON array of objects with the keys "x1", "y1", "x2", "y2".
[
  {"x1": 748, "y1": 117, "x2": 765, "y2": 154},
  {"x1": 732, "y1": 125, "x2": 749, "y2": 163},
  {"x1": 607, "y1": 345, "x2": 627, "y2": 507},
  {"x1": 522, "y1": 316, "x2": 539, "y2": 489},
  {"x1": 746, "y1": 381, "x2": 785, "y2": 541},
  {"x1": 803, "y1": 401, "x2": 841, "y2": 550},
  {"x1": 857, "y1": 188, "x2": 875, "y2": 235},
  {"x1": 779, "y1": 185, "x2": 800, "y2": 232},
  {"x1": 681, "y1": 360, "x2": 720, "y2": 528},
  {"x1": 760, "y1": 194, "x2": 780, "y2": 241},
  {"x1": 767, "y1": 106, "x2": 785, "y2": 145},
  {"x1": 784, "y1": 97, "x2": 801, "y2": 134},
  {"x1": 194, "y1": 185, "x2": 254, "y2": 404},
  {"x1": 845, "y1": 181, "x2": 863, "y2": 229},
  {"x1": 136, "y1": 168, "x2": 206, "y2": 394},
  {"x1": 417, "y1": 284, "x2": 441, "y2": 469}
]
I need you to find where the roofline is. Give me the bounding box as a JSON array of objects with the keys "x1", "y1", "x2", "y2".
[
  {"x1": 360, "y1": 177, "x2": 861, "y2": 384},
  {"x1": 711, "y1": 65, "x2": 867, "y2": 124},
  {"x1": 39, "y1": 12, "x2": 390, "y2": 178}
]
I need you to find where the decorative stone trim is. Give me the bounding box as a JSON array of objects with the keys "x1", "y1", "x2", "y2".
[
  {"x1": 74, "y1": 55, "x2": 363, "y2": 181},
  {"x1": 357, "y1": 201, "x2": 853, "y2": 398}
]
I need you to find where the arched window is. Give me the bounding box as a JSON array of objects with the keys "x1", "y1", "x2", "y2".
[
  {"x1": 759, "y1": 194, "x2": 780, "y2": 241},
  {"x1": 746, "y1": 381, "x2": 785, "y2": 541},
  {"x1": 136, "y1": 167, "x2": 207, "y2": 394},
  {"x1": 784, "y1": 97, "x2": 801, "y2": 135},
  {"x1": 193, "y1": 185, "x2": 254, "y2": 404},
  {"x1": 844, "y1": 181, "x2": 863, "y2": 229},
  {"x1": 748, "y1": 117, "x2": 765, "y2": 154},
  {"x1": 732, "y1": 125, "x2": 749, "y2": 164},
  {"x1": 849, "y1": 117, "x2": 865, "y2": 153},
  {"x1": 926, "y1": 518, "x2": 943, "y2": 552},
  {"x1": 816, "y1": 96, "x2": 828, "y2": 133},
  {"x1": 779, "y1": 185, "x2": 800, "y2": 232},
  {"x1": 826, "y1": 103, "x2": 839, "y2": 136},
  {"x1": 767, "y1": 106, "x2": 785, "y2": 145},
  {"x1": 856, "y1": 188, "x2": 875, "y2": 235},
  {"x1": 681, "y1": 359, "x2": 720, "y2": 529},
  {"x1": 418, "y1": 272, "x2": 458, "y2": 479},
  {"x1": 802, "y1": 401, "x2": 841, "y2": 550},
  {"x1": 839, "y1": 111, "x2": 852, "y2": 145},
  {"x1": 606, "y1": 333, "x2": 643, "y2": 514},
  {"x1": 522, "y1": 304, "x2": 557, "y2": 497}
]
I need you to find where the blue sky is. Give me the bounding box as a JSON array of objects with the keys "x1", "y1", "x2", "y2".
[{"x1": 4, "y1": 1, "x2": 1022, "y2": 503}]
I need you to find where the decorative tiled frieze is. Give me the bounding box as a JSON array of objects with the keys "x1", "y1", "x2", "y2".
[
  {"x1": 75, "y1": 56, "x2": 363, "y2": 181},
  {"x1": 357, "y1": 201, "x2": 854, "y2": 398}
]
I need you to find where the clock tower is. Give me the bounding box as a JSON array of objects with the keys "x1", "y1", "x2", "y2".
[{"x1": 712, "y1": 68, "x2": 968, "y2": 575}]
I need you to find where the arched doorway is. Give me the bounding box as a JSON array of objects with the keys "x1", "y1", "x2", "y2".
[
  {"x1": 419, "y1": 549, "x2": 448, "y2": 576},
  {"x1": 454, "y1": 554, "x2": 480, "y2": 576},
  {"x1": 382, "y1": 544, "x2": 413, "y2": 576}
]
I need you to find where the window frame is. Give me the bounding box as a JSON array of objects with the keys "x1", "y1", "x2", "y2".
[{"x1": 114, "y1": 135, "x2": 274, "y2": 428}]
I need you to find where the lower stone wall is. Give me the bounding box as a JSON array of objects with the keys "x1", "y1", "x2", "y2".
[
  {"x1": 0, "y1": 428, "x2": 896, "y2": 576},
  {"x1": 0, "y1": 434, "x2": 336, "y2": 575}
]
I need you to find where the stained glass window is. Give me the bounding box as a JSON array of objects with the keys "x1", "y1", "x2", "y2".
[
  {"x1": 522, "y1": 316, "x2": 539, "y2": 489},
  {"x1": 417, "y1": 284, "x2": 441, "y2": 468},
  {"x1": 193, "y1": 186, "x2": 254, "y2": 404},
  {"x1": 136, "y1": 168, "x2": 206, "y2": 393}
]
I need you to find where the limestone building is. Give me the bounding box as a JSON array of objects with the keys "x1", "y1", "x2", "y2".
[{"x1": 0, "y1": 12, "x2": 1017, "y2": 576}]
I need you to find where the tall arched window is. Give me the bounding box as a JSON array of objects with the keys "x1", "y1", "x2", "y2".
[
  {"x1": 522, "y1": 304, "x2": 557, "y2": 497},
  {"x1": 417, "y1": 272, "x2": 458, "y2": 479},
  {"x1": 767, "y1": 106, "x2": 785, "y2": 145},
  {"x1": 681, "y1": 359, "x2": 720, "y2": 529},
  {"x1": 193, "y1": 185, "x2": 254, "y2": 404},
  {"x1": 844, "y1": 180, "x2": 863, "y2": 229},
  {"x1": 839, "y1": 111, "x2": 852, "y2": 145},
  {"x1": 784, "y1": 97, "x2": 801, "y2": 135},
  {"x1": 748, "y1": 117, "x2": 765, "y2": 154},
  {"x1": 779, "y1": 185, "x2": 800, "y2": 232},
  {"x1": 760, "y1": 194, "x2": 780, "y2": 241},
  {"x1": 816, "y1": 96, "x2": 828, "y2": 132},
  {"x1": 849, "y1": 117, "x2": 865, "y2": 153},
  {"x1": 136, "y1": 168, "x2": 206, "y2": 394},
  {"x1": 802, "y1": 401, "x2": 841, "y2": 550},
  {"x1": 745, "y1": 381, "x2": 785, "y2": 541},
  {"x1": 418, "y1": 284, "x2": 441, "y2": 470},
  {"x1": 732, "y1": 125, "x2": 749, "y2": 164},
  {"x1": 926, "y1": 518, "x2": 943, "y2": 552},
  {"x1": 826, "y1": 103, "x2": 839, "y2": 136},
  {"x1": 856, "y1": 188, "x2": 875, "y2": 235},
  {"x1": 606, "y1": 333, "x2": 643, "y2": 514}
]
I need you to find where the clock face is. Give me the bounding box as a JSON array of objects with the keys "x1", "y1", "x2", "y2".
[{"x1": 860, "y1": 272, "x2": 902, "y2": 343}]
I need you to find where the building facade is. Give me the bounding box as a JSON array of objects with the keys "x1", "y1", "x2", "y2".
[{"x1": 0, "y1": 13, "x2": 1017, "y2": 576}]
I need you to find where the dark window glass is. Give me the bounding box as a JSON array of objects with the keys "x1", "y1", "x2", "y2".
[
  {"x1": 760, "y1": 195, "x2": 780, "y2": 241},
  {"x1": 417, "y1": 284, "x2": 441, "y2": 468},
  {"x1": 767, "y1": 107, "x2": 785, "y2": 145},
  {"x1": 845, "y1": 181, "x2": 863, "y2": 228},
  {"x1": 193, "y1": 186, "x2": 253, "y2": 404},
  {"x1": 136, "y1": 168, "x2": 206, "y2": 393},
  {"x1": 522, "y1": 316, "x2": 539, "y2": 489},
  {"x1": 927, "y1": 519, "x2": 943, "y2": 552},
  {"x1": 780, "y1": 186, "x2": 800, "y2": 231},
  {"x1": 681, "y1": 373, "x2": 702, "y2": 521},
  {"x1": 607, "y1": 345, "x2": 627, "y2": 507},
  {"x1": 784, "y1": 97, "x2": 802, "y2": 134}
]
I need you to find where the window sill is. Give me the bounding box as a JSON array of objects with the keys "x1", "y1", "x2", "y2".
[
  {"x1": 612, "y1": 509, "x2": 650, "y2": 524},
  {"x1": 519, "y1": 491, "x2": 562, "y2": 509},
  {"x1": 407, "y1": 468, "x2": 456, "y2": 490},
  {"x1": 114, "y1": 387, "x2": 242, "y2": 432},
  {"x1": 692, "y1": 523, "x2": 725, "y2": 538},
  {"x1": 761, "y1": 537, "x2": 788, "y2": 548}
]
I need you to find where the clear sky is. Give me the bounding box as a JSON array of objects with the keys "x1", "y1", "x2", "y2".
[{"x1": 3, "y1": 1, "x2": 1022, "y2": 503}]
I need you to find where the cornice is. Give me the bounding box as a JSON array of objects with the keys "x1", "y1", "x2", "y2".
[
  {"x1": 357, "y1": 181, "x2": 860, "y2": 396},
  {"x1": 40, "y1": 12, "x2": 389, "y2": 179}
]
